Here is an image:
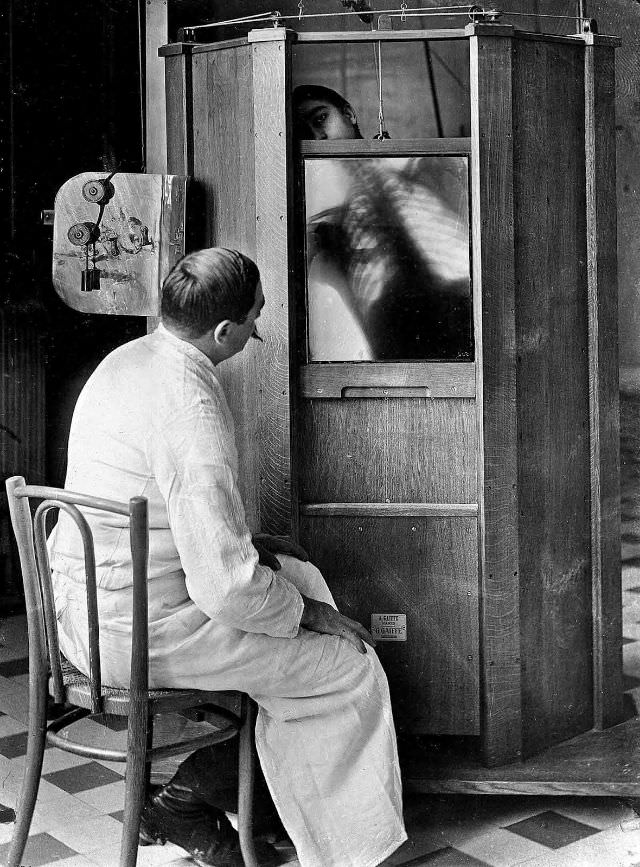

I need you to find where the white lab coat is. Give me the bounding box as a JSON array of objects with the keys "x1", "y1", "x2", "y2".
[{"x1": 49, "y1": 326, "x2": 406, "y2": 867}]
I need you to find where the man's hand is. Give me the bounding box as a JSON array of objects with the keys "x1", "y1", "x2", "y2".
[
  {"x1": 299, "y1": 594, "x2": 376, "y2": 655},
  {"x1": 252, "y1": 534, "x2": 309, "y2": 572}
]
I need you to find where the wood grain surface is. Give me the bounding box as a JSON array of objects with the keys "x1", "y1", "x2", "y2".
[
  {"x1": 512, "y1": 37, "x2": 593, "y2": 759},
  {"x1": 300, "y1": 362, "x2": 475, "y2": 398},
  {"x1": 164, "y1": 50, "x2": 193, "y2": 176},
  {"x1": 301, "y1": 503, "x2": 478, "y2": 517},
  {"x1": 300, "y1": 516, "x2": 480, "y2": 734},
  {"x1": 584, "y1": 39, "x2": 623, "y2": 730},
  {"x1": 299, "y1": 139, "x2": 472, "y2": 156},
  {"x1": 188, "y1": 43, "x2": 262, "y2": 527},
  {"x1": 252, "y1": 33, "x2": 295, "y2": 535},
  {"x1": 295, "y1": 29, "x2": 468, "y2": 42},
  {"x1": 471, "y1": 33, "x2": 522, "y2": 767},
  {"x1": 403, "y1": 716, "x2": 640, "y2": 796},
  {"x1": 299, "y1": 398, "x2": 477, "y2": 504}
]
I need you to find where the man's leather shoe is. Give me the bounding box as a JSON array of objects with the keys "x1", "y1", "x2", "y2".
[{"x1": 139, "y1": 782, "x2": 279, "y2": 866}]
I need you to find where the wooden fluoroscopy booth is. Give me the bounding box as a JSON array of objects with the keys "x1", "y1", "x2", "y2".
[{"x1": 160, "y1": 9, "x2": 632, "y2": 793}]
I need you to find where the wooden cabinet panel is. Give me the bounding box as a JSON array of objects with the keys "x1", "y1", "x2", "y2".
[
  {"x1": 163, "y1": 27, "x2": 622, "y2": 767},
  {"x1": 299, "y1": 515, "x2": 480, "y2": 734},
  {"x1": 512, "y1": 38, "x2": 594, "y2": 757},
  {"x1": 299, "y1": 397, "x2": 477, "y2": 504}
]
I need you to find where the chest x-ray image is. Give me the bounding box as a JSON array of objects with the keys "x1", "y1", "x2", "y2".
[{"x1": 304, "y1": 154, "x2": 473, "y2": 362}]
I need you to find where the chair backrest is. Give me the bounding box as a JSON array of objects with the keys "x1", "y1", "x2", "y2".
[{"x1": 5, "y1": 476, "x2": 149, "y2": 713}]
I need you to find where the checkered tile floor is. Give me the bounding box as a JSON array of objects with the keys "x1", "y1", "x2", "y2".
[
  {"x1": 2, "y1": 602, "x2": 640, "y2": 867},
  {"x1": 2, "y1": 556, "x2": 640, "y2": 865}
]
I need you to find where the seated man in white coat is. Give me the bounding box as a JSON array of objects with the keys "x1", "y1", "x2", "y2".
[{"x1": 48, "y1": 247, "x2": 407, "y2": 867}]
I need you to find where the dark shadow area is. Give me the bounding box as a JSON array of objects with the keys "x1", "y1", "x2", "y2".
[{"x1": 1, "y1": 1, "x2": 147, "y2": 608}]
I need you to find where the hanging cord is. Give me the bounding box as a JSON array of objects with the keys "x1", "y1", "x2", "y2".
[{"x1": 373, "y1": 41, "x2": 390, "y2": 140}]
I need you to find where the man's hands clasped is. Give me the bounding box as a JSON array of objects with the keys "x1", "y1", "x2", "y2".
[
  {"x1": 300, "y1": 594, "x2": 376, "y2": 655},
  {"x1": 252, "y1": 534, "x2": 375, "y2": 654}
]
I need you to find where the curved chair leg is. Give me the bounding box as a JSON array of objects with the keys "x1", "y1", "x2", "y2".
[
  {"x1": 6, "y1": 675, "x2": 48, "y2": 867},
  {"x1": 119, "y1": 714, "x2": 153, "y2": 866},
  {"x1": 238, "y1": 696, "x2": 258, "y2": 867}
]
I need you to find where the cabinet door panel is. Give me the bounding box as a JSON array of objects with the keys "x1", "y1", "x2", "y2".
[
  {"x1": 299, "y1": 515, "x2": 480, "y2": 734},
  {"x1": 299, "y1": 397, "x2": 477, "y2": 504}
]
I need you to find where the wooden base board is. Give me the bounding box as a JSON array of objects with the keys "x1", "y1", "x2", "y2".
[{"x1": 402, "y1": 717, "x2": 640, "y2": 796}]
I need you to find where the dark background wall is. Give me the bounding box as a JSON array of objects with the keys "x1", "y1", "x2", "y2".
[
  {"x1": 1, "y1": 0, "x2": 146, "y2": 606},
  {"x1": 2, "y1": 0, "x2": 148, "y2": 496}
]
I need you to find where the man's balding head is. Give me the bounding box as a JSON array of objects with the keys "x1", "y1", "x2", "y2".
[{"x1": 161, "y1": 247, "x2": 260, "y2": 338}]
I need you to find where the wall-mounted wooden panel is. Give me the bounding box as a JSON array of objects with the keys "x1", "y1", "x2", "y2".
[
  {"x1": 299, "y1": 515, "x2": 480, "y2": 734},
  {"x1": 471, "y1": 33, "x2": 522, "y2": 769},
  {"x1": 188, "y1": 43, "x2": 262, "y2": 528},
  {"x1": 164, "y1": 48, "x2": 193, "y2": 176},
  {"x1": 191, "y1": 46, "x2": 256, "y2": 253},
  {"x1": 299, "y1": 397, "x2": 477, "y2": 503},
  {"x1": 251, "y1": 32, "x2": 295, "y2": 536},
  {"x1": 512, "y1": 38, "x2": 593, "y2": 758}
]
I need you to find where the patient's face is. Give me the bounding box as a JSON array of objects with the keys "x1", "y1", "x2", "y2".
[{"x1": 296, "y1": 98, "x2": 358, "y2": 140}]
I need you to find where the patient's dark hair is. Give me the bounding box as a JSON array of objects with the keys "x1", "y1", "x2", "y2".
[
  {"x1": 293, "y1": 84, "x2": 351, "y2": 114},
  {"x1": 161, "y1": 248, "x2": 260, "y2": 338},
  {"x1": 292, "y1": 84, "x2": 361, "y2": 139}
]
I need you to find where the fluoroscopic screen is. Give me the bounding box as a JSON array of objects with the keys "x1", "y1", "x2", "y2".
[{"x1": 304, "y1": 155, "x2": 473, "y2": 362}]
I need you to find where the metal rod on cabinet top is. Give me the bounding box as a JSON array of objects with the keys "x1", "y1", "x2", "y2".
[{"x1": 180, "y1": 5, "x2": 501, "y2": 40}]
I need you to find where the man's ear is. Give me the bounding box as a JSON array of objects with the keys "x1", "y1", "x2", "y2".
[{"x1": 213, "y1": 320, "x2": 233, "y2": 345}]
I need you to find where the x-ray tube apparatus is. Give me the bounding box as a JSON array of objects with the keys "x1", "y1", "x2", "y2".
[
  {"x1": 64, "y1": 174, "x2": 118, "y2": 293},
  {"x1": 52, "y1": 172, "x2": 188, "y2": 316},
  {"x1": 66, "y1": 220, "x2": 101, "y2": 292}
]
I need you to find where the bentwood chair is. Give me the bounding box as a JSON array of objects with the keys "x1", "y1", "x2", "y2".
[{"x1": 5, "y1": 475, "x2": 258, "y2": 867}]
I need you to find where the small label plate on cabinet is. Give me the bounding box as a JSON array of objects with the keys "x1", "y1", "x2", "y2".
[{"x1": 371, "y1": 614, "x2": 407, "y2": 641}]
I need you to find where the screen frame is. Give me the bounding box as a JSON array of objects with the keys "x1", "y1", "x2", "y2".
[{"x1": 295, "y1": 138, "x2": 475, "y2": 396}]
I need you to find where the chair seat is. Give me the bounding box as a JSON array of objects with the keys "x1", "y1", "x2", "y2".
[
  {"x1": 46, "y1": 656, "x2": 243, "y2": 764},
  {"x1": 55, "y1": 655, "x2": 239, "y2": 720}
]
